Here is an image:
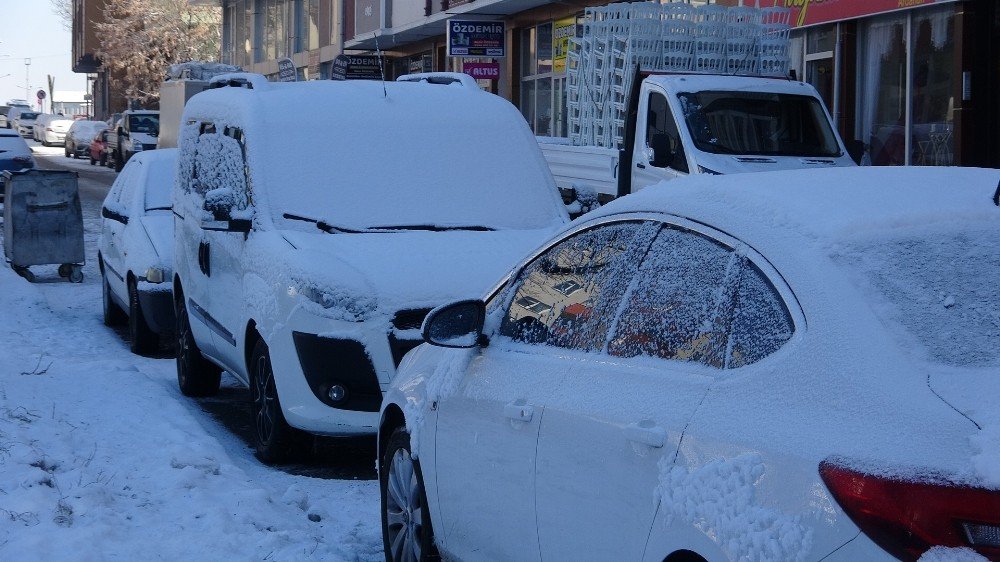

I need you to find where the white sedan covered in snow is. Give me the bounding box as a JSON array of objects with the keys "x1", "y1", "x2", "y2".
[
  {"x1": 98, "y1": 148, "x2": 177, "y2": 355},
  {"x1": 378, "y1": 166, "x2": 1000, "y2": 562}
]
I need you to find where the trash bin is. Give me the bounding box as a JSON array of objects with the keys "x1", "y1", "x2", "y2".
[{"x1": 2, "y1": 169, "x2": 85, "y2": 283}]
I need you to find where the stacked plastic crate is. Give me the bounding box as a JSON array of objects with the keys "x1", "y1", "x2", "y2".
[{"x1": 566, "y1": 1, "x2": 792, "y2": 149}]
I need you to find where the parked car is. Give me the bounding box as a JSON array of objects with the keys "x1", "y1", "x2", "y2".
[
  {"x1": 65, "y1": 120, "x2": 106, "y2": 158},
  {"x1": 36, "y1": 115, "x2": 73, "y2": 146},
  {"x1": 32, "y1": 114, "x2": 52, "y2": 142},
  {"x1": 1, "y1": 103, "x2": 30, "y2": 129},
  {"x1": 173, "y1": 77, "x2": 568, "y2": 464},
  {"x1": 0, "y1": 129, "x2": 35, "y2": 197},
  {"x1": 107, "y1": 110, "x2": 159, "y2": 172},
  {"x1": 378, "y1": 166, "x2": 1000, "y2": 562},
  {"x1": 11, "y1": 111, "x2": 39, "y2": 138},
  {"x1": 98, "y1": 149, "x2": 178, "y2": 355},
  {"x1": 89, "y1": 129, "x2": 110, "y2": 166}
]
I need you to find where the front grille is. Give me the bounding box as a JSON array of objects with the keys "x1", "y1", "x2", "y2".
[
  {"x1": 391, "y1": 308, "x2": 432, "y2": 331},
  {"x1": 291, "y1": 331, "x2": 382, "y2": 412}
]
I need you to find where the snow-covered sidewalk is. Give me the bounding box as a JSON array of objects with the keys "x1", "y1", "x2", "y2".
[{"x1": 0, "y1": 167, "x2": 381, "y2": 559}]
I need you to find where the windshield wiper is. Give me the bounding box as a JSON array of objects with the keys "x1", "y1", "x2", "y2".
[
  {"x1": 146, "y1": 206, "x2": 172, "y2": 212},
  {"x1": 283, "y1": 212, "x2": 367, "y2": 234},
  {"x1": 368, "y1": 224, "x2": 495, "y2": 232}
]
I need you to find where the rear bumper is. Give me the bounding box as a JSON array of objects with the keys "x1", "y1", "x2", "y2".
[{"x1": 137, "y1": 289, "x2": 175, "y2": 336}]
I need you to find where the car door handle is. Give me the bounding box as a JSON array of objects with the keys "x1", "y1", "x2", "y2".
[
  {"x1": 504, "y1": 400, "x2": 534, "y2": 423},
  {"x1": 625, "y1": 420, "x2": 666, "y2": 448},
  {"x1": 636, "y1": 163, "x2": 646, "y2": 169}
]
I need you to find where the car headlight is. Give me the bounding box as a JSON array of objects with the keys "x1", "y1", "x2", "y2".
[{"x1": 144, "y1": 267, "x2": 165, "y2": 283}]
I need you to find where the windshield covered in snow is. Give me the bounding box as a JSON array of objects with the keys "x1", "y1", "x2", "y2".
[
  {"x1": 143, "y1": 157, "x2": 175, "y2": 211},
  {"x1": 836, "y1": 225, "x2": 1000, "y2": 368},
  {"x1": 0, "y1": 135, "x2": 30, "y2": 155},
  {"x1": 678, "y1": 91, "x2": 840, "y2": 157}
]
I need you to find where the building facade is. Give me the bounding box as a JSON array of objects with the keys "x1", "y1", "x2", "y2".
[
  {"x1": 71, "y1": 0, "x2": 126, "y2": 120},
  {"x1": 218, "y1": 0, "x2": 999, "y2": 167}
]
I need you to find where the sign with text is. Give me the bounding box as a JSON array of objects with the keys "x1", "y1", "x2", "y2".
[
  {"x1": 331, "y1": 54, "x2": 383, "y2": 81},
  {"x1": 462, "y1": 62, "x2": 500, "y2": 80},
  {"x1": 776, "y1": 0, "x2": 959, "y2": 27},
  {"x1": 553, "y1": 17, "x2": 577, "y2": 74},
  {"x1": 277, "y1": 58, "x2": 297, "y2": 82},
  {"x1": 447, "y1": 20, "x2": 505, "y2": 58}
]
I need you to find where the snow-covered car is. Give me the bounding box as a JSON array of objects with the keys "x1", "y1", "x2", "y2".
[
  {"x1": 65, "y1": 120, "x2": 106, "y2": 158},
  {"x1": 378, "y1": 166, "x2": 1000, "y2": 562},
  {"x1": 12, "y1": 111, "x2": 39, "y2": 138},
  {"x1": 172, "y1": 77, "x2": 568, "y2": 464},
  {"x1": 98, "y1": 148, "x2": 177, "y2": 355},
  {"x1": 2, "y1": 104, "x2": 30, "y2": 129},
  {"x1": 36, "y1": 115, "x2": 73, "y2": 146},
  {"x1": 0, "y1": 129, "x2": 35, "y2": 196}
]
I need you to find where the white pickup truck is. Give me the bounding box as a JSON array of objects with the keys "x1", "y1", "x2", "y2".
[{"x1": 541, "y1": 72, "x2": 861, "y2": 203}]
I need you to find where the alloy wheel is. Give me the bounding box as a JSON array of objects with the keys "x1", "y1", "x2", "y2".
[
  {"x1": 385, "y1": 448, "x2": 425, "y2": 562},
  {"x1": 253, "y1": 355, "x2": 277, "y2": 445}
]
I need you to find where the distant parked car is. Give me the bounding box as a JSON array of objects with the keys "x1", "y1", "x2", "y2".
[
  {"x1": 1, "y1": 104, "x2": 30, "y2": 129},
  {"x1": 378, "y1": 166, "x2": 1000, "y2": 562},
  {"x1": 0, "y1": 129, "x2": 35, "y2": 196},
  {"x1": 89, "y1": 129, "x2": 109, "y2": 166},
  {"x1": 12, "y1": 111, "x2": 39, "y2": 138},
  {"x1": 108, "y1": 110, "x2": 159, "y2": 172},
  {"x1": 66, "y1": 120, "x2": 106, "y2": 158},
  {"x1": 98, "y1": 148, "x2": 178, "y2": 355},
  {"x1": 36, "y1": 115, "x2": 73, "y2": 146},
  {"x1": 32, "y1": 114, "x2": 52, "y2": 142}
]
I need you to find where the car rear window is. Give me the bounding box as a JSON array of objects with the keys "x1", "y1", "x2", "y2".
[{"x1": 835, "y1": 224, "x2": 1000, "y2": 368}]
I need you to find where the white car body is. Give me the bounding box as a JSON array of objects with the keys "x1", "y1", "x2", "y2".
[
  {"x1": 12, "y1": 111, "x2": 39, "y2": 138},
  {"x1": 173, "y1": 78, "x2": 568, "y2": 448},
  {"x1": 380, "y1": 166, "x2": 1000, "y2": 562},
  {"x1": 39, "y1": 116, "x2": 73, "y2": 146},
  {"x1": 98, "y1": 149, "x2": 177, "y2": 350}
]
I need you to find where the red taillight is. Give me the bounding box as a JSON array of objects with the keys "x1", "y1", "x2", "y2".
[{"x1": 819, "y1": 459, "x2": 1000, "y2": 561}]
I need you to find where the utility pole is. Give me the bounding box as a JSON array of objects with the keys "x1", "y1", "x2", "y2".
[{"x1": 24, "y1": 58, "x2": 30, "y2": 105}]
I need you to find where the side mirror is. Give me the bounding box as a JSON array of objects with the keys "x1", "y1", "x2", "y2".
[
  {"x1": 101, "y1": 205, "x2": 128, "y2": 224},
  {"x1": 422, "y1": 300, "x2": 487, "y2": 348},
  {"x1": 204, "y1": 187, "x2": 235, "y2": 221}
]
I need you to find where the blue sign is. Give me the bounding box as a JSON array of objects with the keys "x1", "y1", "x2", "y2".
[{"x1": 447, "y1": 20, "x2": 505, "y2": 58}]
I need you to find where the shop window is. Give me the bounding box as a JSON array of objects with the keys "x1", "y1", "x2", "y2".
[
  {"x1": 519, "y1": 17, "x2": 578, "y2": 138},
  {"x1": 858, "y1": 6, "x2": 954, "y2": 166}
]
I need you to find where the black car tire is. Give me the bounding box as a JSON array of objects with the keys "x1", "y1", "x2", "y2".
[
  {"x1": 102, "y1": 270, "x2": 127, "y2": 327},
  {"x1": 249, "y1": 338, "x2": 312, "y2": 464},
  {"x1": 128, "y1": 279, "x2": 158, "y2": 356},
  {"x1": 381, "y1": 426, "x2": 438, "y2": 562},
  {"x1": 89, "y1": 154, "x2": 96, "y2": 165},
  {"x1": 175, "y1": 298, "x2": 221, "y2": 397},
  {"x1": 114, "y1": 150, "x2": 124, "y2": 172}
]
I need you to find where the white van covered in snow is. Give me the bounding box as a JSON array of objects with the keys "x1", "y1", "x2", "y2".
[{"x1": 172, "y1": 77, "x2": 569, "y2": 463}]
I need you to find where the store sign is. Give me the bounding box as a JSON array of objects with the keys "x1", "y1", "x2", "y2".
[
  {"x1": 553, "y1": 17, "x2": 576, "y2": 74},
  {"x1": 782, "y1": 0, "x2": 960, "y2": 28},
  {"x1": 355, "y1": 0, "x2": 381, "y2": 35},
  {"x1": 277, "y1": 58, "x2": 296, "y2": 82},
  {"x1": 463, "y1": 62, "x2": 500, "y2": 80},
  {"x1": 331, "y1": 54, "x2": 383, "y2": 81},
  {"x1": 447, "y1": 20, "x2": 505, "y2": 58}
]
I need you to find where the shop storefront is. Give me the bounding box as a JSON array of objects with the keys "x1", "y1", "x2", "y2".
[{"x1": 786, "y1": 0, "x2": 999, "y2": 167}]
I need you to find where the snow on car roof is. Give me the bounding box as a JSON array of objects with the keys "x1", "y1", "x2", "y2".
[
  {"x1": 182, "y1": 79, "x2": 568, "y2": 232},
  {"x1": 649, "y1": 74, "x2": 822, "y2": 96}
]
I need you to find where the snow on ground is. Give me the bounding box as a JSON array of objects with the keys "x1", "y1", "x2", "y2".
[{"x1": 1, "y1": 144, "x2": 382, "y2": 560}]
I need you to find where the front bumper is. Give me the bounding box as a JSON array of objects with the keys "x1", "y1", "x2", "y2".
[{"x1": 137, "y1": 288, "x2": 176, "y2": 336}]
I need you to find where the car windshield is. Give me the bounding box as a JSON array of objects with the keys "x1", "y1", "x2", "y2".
[
  {"x1": 677, "y1": 91, "x2": 841, "y2": 157},
  {"x1": 129, "y1": 115, "x2": 159, "y2": 134},
  {"x1": 835, "y1": 225, "x2": 1000, "y2": 368},
  {"x1": 19, "y1": 112, "x2": 39, "y2": 120}
]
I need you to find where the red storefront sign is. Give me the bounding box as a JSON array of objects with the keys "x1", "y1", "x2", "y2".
[
  {"x1": 765, "y1": 0, "x2": 960, "y2": 27},
  {"x1": 463, "y1": 62, "x2": 500, "y2": 80}
]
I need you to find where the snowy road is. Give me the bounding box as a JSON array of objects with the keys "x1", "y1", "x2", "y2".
[{"x1": 0, "y1": 144, "x2": 383, "y2": 560}]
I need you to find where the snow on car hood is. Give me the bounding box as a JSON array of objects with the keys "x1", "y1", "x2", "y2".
[
  {"x1": 280, "y1": 228, "x2": 557, "y2": 313},
  {"x1": 693, "y1": 151, "x2": 855, "y2": 174}
]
